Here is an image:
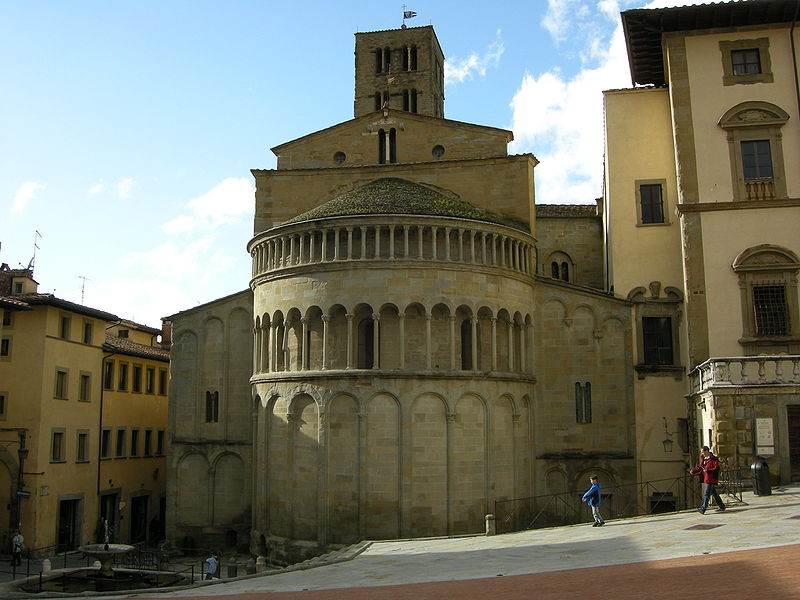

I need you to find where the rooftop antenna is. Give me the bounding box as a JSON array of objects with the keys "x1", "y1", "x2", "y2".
[
  {"x1": 27, "y1": 230, "x2": 42, "y2": 270},
  {"x1": 78, "y1": 275, "x2": 91, "y2": 304}
]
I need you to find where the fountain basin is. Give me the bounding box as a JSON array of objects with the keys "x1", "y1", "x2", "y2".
[{"x1": 79, "y1": 543, "x2": 135, "y2": 577}]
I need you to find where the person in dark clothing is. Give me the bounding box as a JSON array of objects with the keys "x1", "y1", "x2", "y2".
[{"x1": 691, "y1": 446, "x2": 726, "y2": 514}]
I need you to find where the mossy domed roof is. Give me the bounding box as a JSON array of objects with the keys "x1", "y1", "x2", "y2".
[{"x1": 284, "y1": 178, "x2": 528, "y2": 232}]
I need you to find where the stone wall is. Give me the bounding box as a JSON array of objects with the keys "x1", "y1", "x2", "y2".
[
  {"x1": 166, "y1": 290, "x2": 254, "y2": 553},
  {"x1": 535, "y1": 212, "x2": 604, "y2": 290}
]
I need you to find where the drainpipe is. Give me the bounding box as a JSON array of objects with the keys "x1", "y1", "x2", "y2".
[
  {"x1": 791, "y1": 1, "x2": 800, "y2": 125},
  {"x1": 97, "y1": 351, "x2": 116, "y2": 496}
]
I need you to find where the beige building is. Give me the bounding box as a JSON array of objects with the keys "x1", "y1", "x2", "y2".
[
  {"x1": 167, "y1": 24, "x2": 637, "y2": 563},
  {"x1": 607, "y1": 0, "x2": 800, "y2": 482},
  {"x1": 0, "y1": 264, "x2": 169, "y2": 552}
]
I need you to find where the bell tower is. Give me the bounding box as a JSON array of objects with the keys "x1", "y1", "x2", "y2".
[{"x1": 354, "y1": 25, "x2": 445, "y2": 118}]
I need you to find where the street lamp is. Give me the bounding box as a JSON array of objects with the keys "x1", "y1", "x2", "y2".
[{"x1": 662, "y1": 417, "x2": 675, "y2": 453}]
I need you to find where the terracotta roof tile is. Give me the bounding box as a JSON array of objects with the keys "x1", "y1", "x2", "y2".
[{"x1": 104, "y1": 334, "x2": 170, "y2": 361}]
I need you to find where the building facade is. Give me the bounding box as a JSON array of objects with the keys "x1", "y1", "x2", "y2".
[
  {"x1": 0, "y1": 265, "x2": 169, "y2": 552},
  {"x1": 608, "y1": 1, "x2": 800, "y2": 480},
  {"x1": 167, "y1": 24, "x2": 639, "y2": 563}
]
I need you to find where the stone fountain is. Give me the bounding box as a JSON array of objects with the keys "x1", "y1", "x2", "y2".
[{"x1": 78, "y1": 519, "x2": 134, "y2": 576}]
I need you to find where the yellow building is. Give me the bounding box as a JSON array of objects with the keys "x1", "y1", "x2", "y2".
[
  {"x1": 606, "y1": 0, "x2": 800, "y2": 482},
  {"x1": 0, "y1": 264, "x2": 169, "y2": 552}
]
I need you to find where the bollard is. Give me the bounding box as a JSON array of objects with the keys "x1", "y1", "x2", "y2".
[
  {"x1": 246, "y1": 557, "x2": 256, "y2": 575},
  {"x1": 226, "y1": 556, "x2": 238, "y2": 578},
  {"x1": 42, "y1": 558, "x2": 52, "y2": 573},
  {"x1": 485, "y1": 513, "x2": 496, "y2": 536},
  {"x1": 255, "y1": 555, "x2": 267, "y2": 573}
]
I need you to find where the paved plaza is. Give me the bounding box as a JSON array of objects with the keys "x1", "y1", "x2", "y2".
[{"x1": 4, "y1": 486, "x2": 800, "y2": 599}]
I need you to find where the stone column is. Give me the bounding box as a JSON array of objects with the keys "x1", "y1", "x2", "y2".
[
  {"x1": 425, "y1": 314, "x2": 432, "y2": 370},
  {"x1": 449, "y1": 315, "x2": 456, "y2": 370},
  {"x1": 491, "y1": 235, "x2": 497, "y2": 265},
  {"x1": 507, "y1": 320, "x2": 514, "y2": 372},
  {"x1": 471, "y1": 317, "x2": 478, "y2": 371},
  {"x1": 418, "y1": 225, "x2": 424, "y2": 258},
  {"x1": 375, "y1": 226, "x2": 381, "y2": 258},
  {"x1": 253, "y1": 326, "x2": 260, "y2": 373},
  {"x1": 360, "y1": 226, "x2": 367, "y2": 259},
  {"x1": 264, "y1": 322, "x2": 272, "y2": 373},
  {"x1": 298, "y1": 234, "x2": 305, "y2": 264},
  {"x1": 491, "y1": 317, "x2": 497, "y2": 371},
  {"x1": 403, "y1": 226, "x2": 409, "y2": 258},
  {"x1": 347, "y1": 227, "x2": 353, "y2": 260},
  {"x1": 270, "y1": 324, "x2": 278, "y2": 372},
  {"x1": 458, "y1": 229, "x2": 464, "y2": 262},
  {"x1": 372, "y1": 313, "x2": 380, "y2": 369},
  {"x1": 445, "y1": 227, "x2": 451, "y2": 261},
  {"x1": 346, "y1": 313, "x2": 354, "y2": 369},
  {"x1": 309, "y1": 232, "x2": 316, "y2": 264},
  {"x1": 398, "y1": 313, "x2": 406, "y2": 369},
  {"x1": 321, "y1": 315, "x2": 329, "y2": 370},
  {"x1": 300, "y1": 318, "x2": 308, "y2": 371},
  {"x1": 470, "y1": 230, "x2": 476, "y2": 263},
  {"x1": 280, "y1": 237, "x2": 287, "y2": 268},
  {"x1": 500, "y1": 236, "x2": 506, "y2": 268},
  {"x1": 431, "y1": 226, "x2": 438, "y2": 260},
  {"x1": 321, "y1": 230, "x2": 328, "y2": 262},
  {"x1": 389, "y1": 225, "x2": 396, "y2": 259},
  {"x1": 333, "y1": 228, "x2": 340, "y2": 261}
]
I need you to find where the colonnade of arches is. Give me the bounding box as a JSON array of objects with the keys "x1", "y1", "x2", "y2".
[
  {"x1": 250, "y1": 221, "x2": 533, "y2": 279},
  {"x1": 252, "y1": 303, "x2": 533, "y2": 375},
  {"x1": 256, "y1": 387, "x2": 532, "y2": 544}
]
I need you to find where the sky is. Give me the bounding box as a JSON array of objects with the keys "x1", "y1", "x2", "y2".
[{"x1": 1, "y1": 0, "x2": 705, "y2": 327}]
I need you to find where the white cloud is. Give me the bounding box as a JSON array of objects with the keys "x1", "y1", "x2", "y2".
[
  {"x1": 117, "y1": 178, "x2": 133, "y2": 199},
  {"x1": 445, "y1": 30, "x2": 504, "y2": 86},
  {"x1": 12, "y1": 182, "x2": 45, "y2": 214},
  {"x1": 509, "y1": 1, "x2": 630, "y2": 204},
  {"x1": 162, "y1": 177, "x2": 254, "y2": 234},
  {"x1": 88, "y1": 182, "x2": 104, "y2": 197}
]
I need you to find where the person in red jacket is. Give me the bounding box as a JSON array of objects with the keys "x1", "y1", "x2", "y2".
[{"x1": 690, "y1": 446, "x2": 726, "y2": 514}]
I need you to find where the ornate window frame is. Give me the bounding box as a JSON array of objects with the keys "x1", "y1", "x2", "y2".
[
  {"x1": 628, "y1": 281, "x2": 684, "y2": 379},
  {"x1": 732, "y1": 244, "x2": 800, "y2": 352},
  {"x1": 719, "y1": 38, "x2": 773, "y2": 86},
  {"x1": 718, "y1": 101, "x2": 789, "y2": 202}
]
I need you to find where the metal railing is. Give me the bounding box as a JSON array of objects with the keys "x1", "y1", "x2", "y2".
[{"x1": 495, "y1": 466, "x2": 746, "y2": 535}]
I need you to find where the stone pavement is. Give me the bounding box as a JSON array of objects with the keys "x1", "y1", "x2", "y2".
[{"x1": 8, "y1": 486, "x2": 800, "y2": 599}]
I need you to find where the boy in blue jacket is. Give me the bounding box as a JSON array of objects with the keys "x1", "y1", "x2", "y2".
[{"x1": 582, "y1": 475, "x2": 605, "y2": 526}]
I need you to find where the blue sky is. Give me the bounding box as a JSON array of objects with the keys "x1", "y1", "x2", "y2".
[{"x1": 1, "y1": 0, "x2": 698, "y2": 327}]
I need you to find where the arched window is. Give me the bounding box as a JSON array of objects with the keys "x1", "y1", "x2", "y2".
[
  {"x1": 575, "y1": 383, "x2": 591, "y2": 424},
  {"x1": 383, "y1": 46, "x2": 390, "y2": 72},
  {"x1": 205, "y1": 391, "x2": 219, "y2": 423},
  {"x1": 561, "y1": 262, "x2": 569, "y2": 282},
  {"x1": 410, "y1": 89, "x2": 417, "y2": 113},
  {"x1": 375, "y1": 48, "x2": 383, "y2": 74},
  {"x1": 460, "y1": 319, "x2": 472, "y2": 370},
  {"x1": 379, "y1": 128, "x2": 397, "y2": 164},
  {"x1": 374, "y1": 92, "x2": 382, "y2": 111},
  {"x1": 551, "y1": 262, "x2": 559, "y2": 279},
  {"x1": 357, "y1": 318, "x2": 375, "y2": 368}
]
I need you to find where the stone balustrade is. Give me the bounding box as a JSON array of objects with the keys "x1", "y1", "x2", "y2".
[
  {"x1": 249, "y1": 215, "x2": 534, "y2": 280},
  {"x1": 690, "y1": 355, "x2": 800, "y2": 393}
]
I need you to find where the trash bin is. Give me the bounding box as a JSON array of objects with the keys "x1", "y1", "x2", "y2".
[{"x1": 751, "y1": 457, "x2": 772, "y2": 496}]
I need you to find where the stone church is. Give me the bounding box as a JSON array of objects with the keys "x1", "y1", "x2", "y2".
[
  {"x1": 165, "y1": 2, "x2": 800, "y2": 564},
  {"x1": 166, "y1": 23, "x2": 633, "y2": 562}
]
